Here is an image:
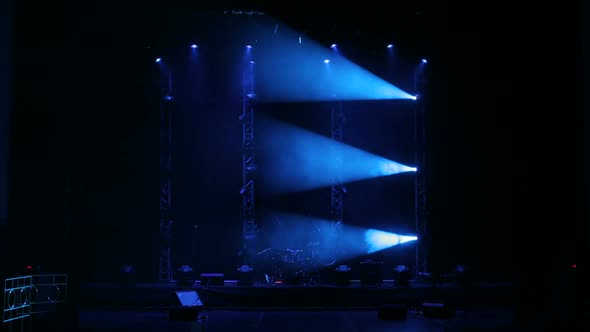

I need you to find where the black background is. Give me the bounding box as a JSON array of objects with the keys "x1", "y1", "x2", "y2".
[{"x1": 1, "y1": 1, "x2": 587, "y2": 319}]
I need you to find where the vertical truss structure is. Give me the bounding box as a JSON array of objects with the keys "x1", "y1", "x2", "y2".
[
  {"x1": 241, "y1": 60, "x2": 257, "y2": 264},
  {"x1": 330, "y1": 102, "x2": 345, "y2": 225},
  {"x1": 414, "y1": 65, "x2": 429, "y2": 278},
  {"x1": 159, "y1": 71, "x2": 174, "y2": 281}
]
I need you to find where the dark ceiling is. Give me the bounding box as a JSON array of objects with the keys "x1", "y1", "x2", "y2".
[{"x1": 141, "y1": 1, "x2": 434, "y2": 56}]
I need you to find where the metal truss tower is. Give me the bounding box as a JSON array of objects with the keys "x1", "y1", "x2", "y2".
[
  {"x1": 330, "y1": 102, "x2": 345, "y2": 225},
  {"x1": 159, "y1": 71, "x2": 174, "y2": 281},
  {"x1": 241, "y1": 59, "x2": 257, "y2": 264},
  {"x1": 414, "y1": 63, "x2": 429, "y2": 278}
]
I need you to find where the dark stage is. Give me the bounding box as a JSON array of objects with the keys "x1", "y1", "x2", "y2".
[
  {"x1": 79, "y1": 281, "x2": 513, "y2": 310},
  {"x1": 9, "y1": 279, "x2": 584, "y2": 332},
  {"x1": 23, "y1": 281, "x2": 518, "y2": 332},
  {"x1": 2, "y1": 3, "x2": 586, "y2": 332},
  {"x1": 75, "y1": 309, "x2": 517, "y2": 332}
]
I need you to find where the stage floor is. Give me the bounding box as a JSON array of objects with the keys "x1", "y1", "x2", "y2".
[
  {"x1": 79, "y1": 280, "x2": 514, "y2": 310},
  {"x1": 76, "y1": 309, "x2": 519, "y2": 332}
]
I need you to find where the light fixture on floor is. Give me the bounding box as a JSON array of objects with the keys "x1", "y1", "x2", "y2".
[
  {"x1": 237, "y1": 265, "x2": 254, "y2": 286},
  {"x1": 121, "y1": 264, "x2": 136, "y2": 286},
  {"x1": 335, "y1": 264, "x2": 351, "y2": 286},
  {"x1": 394, "y1": 265, "x2": 410, "y2": 286},
  {"x1": 176, "y1": 265, "x2": 194, "y2": 287}
]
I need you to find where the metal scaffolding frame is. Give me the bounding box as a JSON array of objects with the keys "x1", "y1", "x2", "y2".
[
  {"x1": 159, "y1": 71, "x2": 174, "y2": 281},
  {"x1": 241, "y1": 59, "x2": 257, "y2": 264},
  {"x1": 414, "y1": 64, "x2": 429, "y2": 278},
  {"x1": 155, "y1": 48, "x2": 426, "y2": 277},
  {"x1": 330, "y1": 101, "x2": 345, "y2": 224}
]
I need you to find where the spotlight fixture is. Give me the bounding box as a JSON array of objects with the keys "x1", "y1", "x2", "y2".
[
  {"x1": 121, "y1": 264, "x2": 136, "y2": 286},
  {"x1": 176, "y1": 265, "x2": 194, "y2": 286},
  {"x1": 335, "y1": 264, "x2": 352, "y2": 286},
  {"x1": 455, "y1": 265, "x2": 473, "y2": 286},
  {"x1": 394, "y1": 265, "x2": 410, "y2": 286},
  {"x1": 335, "y1": 265, "x2": 351, "y2": 272},
  {"x1": 237, "y1": 265, "x2": 254, "y2": 286}
]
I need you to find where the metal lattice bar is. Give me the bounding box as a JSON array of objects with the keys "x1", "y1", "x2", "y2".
[
  {"x1": 2, "y1": 276, "x2": 32, "y2": 323},
  {"x1": 331, "y1": 102, "x2": 344, "y2": 224},
  {"x1": 241, "y1": 58, "x2": 257, "y2": 262},
  {"x1": 159, "y1": 70, "x2": 174, "y2": 281},
  {"x1": 28, "y1": 274, "x2": 68, "y2": 316},
  {"x1": 414, "y1": 64, "x2": 429, "y2": 279}
]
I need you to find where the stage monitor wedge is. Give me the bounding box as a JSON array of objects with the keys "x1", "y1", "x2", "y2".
[
  {"x1": 169, "y1": 290, "x2": 204, "y2": 321},
  {"x1": 175, "y1": 290, "x2": 204, "y2": 307}
]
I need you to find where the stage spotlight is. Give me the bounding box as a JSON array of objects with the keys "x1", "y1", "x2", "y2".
[
  {"x1": 335, "y1": 264, "x2": 351, "y2": 286},
  {"x1": 455, "y1": 265, "x2": 473, "y2": 286},
  {"x1": 121, "y1": 264, "x2": 136, "y2": 286},
  {"x1": 245, "y1": 45, "x2": 253, "y2": 49},
  {"x1": 323, "y1": 59, "x2": 330, "y2": 64},
  {"x1": 421, "y1": 59, "x2": 427, "y2": 64},
  {"x1": 249, "y1": 60, "x2": 255, "y2": 64},
  {"x1": 266, "y1": 212, "x2": 419, "y2": 265},
  {"x1": 237, "y1": 265, "x2": 254, "y2": 286},
  {"x1": 190, "y1": 44, "x2": 198, "y2": 49},
  {"x1": 330, "y1": 44, "x2": 337, "y2": 48},
  {"x1": 381, "y1": 162, "x2": 417, "y2": 176},
  {"x1": 387, "y1": 44, "x2": 394, "y2": 49},
  {"x1": 394, "y1": 265, "x2": 411, "y2": 286},
  {"x1": 365, "y1": 229, "x2": 417, "y2": 253},
  {"x1": 155, "y1": 58, "x2": 162, "y2": 63},
  {"x1": 175, "y1": 265, "x2": 194, "y2": 287}
]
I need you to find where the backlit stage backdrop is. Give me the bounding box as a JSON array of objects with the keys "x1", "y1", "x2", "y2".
[
  {"x1": 168, "y1": 44, "x2": 244, "y2": 275},
  {"x1": 255, "y1": 101, "x2": 416, "y2": 272},
  {"x1": 153, "y1": 13, "x2": 423, "y2": 279}
]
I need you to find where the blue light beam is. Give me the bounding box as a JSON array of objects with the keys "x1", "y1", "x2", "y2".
[
  {"x1": 263, "y1": 212, "x2": 417, "y2": 263},
  {"x1": 365, "y1": 229, "x2": 417, "y2": 254},
  {"x1": 255, "y1": 29, "x2": 414, "y2": 102},
  {"x1": 259, "y1": 116, "x2": 416, "y2": 194}
]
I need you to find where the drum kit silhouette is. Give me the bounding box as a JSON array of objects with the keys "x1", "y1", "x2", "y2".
[{"x1": 256, "y1": 239, "x2": 336, "y2": 285}]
